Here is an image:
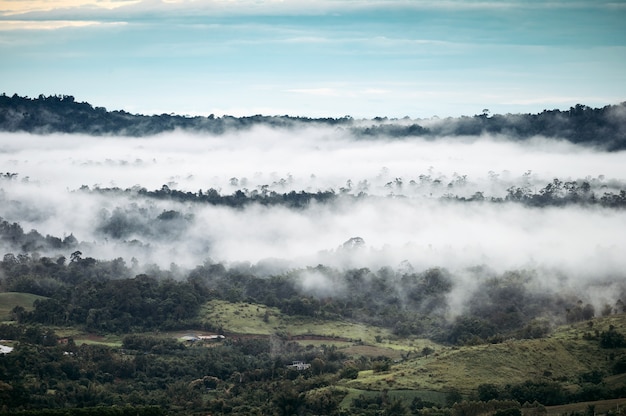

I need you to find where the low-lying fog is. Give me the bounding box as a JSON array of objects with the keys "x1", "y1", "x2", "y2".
[
  {"x1": 2, "y1": 127, "x2": 625, "y2": 193},
  {"x1": 1, "y1": 126, "x2": 625, "y2": 295}
]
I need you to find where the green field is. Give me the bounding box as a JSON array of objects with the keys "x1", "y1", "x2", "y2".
[
  {"x1": 201, "y1": 299, "x2": 401, "y2": 345},
  {"x1": 343, "y1": 313, "x2": 626, "y2": 395},
  {"x1": 0, "y1": 291, "x2": 47, "y2": 321},
  {"x1": 201, "y1": 299, "x2": 626, "y2": 397},
  {"x1": 544, "y1": 398, "x2": 626, "y2": 416},
  {"x1": 338, "y1": 387, "x2": 448, "y2": 409}
]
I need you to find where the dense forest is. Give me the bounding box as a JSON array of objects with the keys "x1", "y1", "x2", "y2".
[
  {"x1": 1, "y1": 94, "x2": 625, "y2": 150},
  {"x1": 0, "y1": 220, "x2": 606, "y2": 340}
]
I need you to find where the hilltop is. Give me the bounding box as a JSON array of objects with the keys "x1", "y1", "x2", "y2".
[{"x1": 1, "y1": 93, "x2": 625, "y2": 150}]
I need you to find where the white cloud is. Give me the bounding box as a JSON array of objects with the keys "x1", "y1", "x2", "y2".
[
  {"x1": 0, "y1": 0, "x2": 140, "y2": 16},
  {"x1": 0, "y1": 20, "x2": 125, "y2": 30},
  {"x1": 1, "y1": 125, "x2": 625, "y2": 313},
  {"x1": 4, "y1": 0, "x2": 611, "y2": 20}
]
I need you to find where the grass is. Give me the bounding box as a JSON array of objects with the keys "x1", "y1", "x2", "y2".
[
  {"x1": 338, "y1": 387, "x2": 448, "y2": 409},
  {"x1": 344, "y1": 313, "x2": 626, "y2": 395},
  {"x1": 201, "y1": 300, "x2": 626, "y2": 395},
  {"x1": 72, "y1": 334, "x2": 123, "y2": 347},
  {"x1": 544, "y1": 398, "x2": 626, "y2": 416},
  {"x1": 201, "y1": 299, "x2": 397, "y2": 344},
  {"x1": 0, "y1": 291, "x2": 47, "y2": 320}
]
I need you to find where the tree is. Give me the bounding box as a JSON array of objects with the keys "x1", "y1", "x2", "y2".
[
  {"x1": 10, "y1": 305, "x2": 27, "y2": 323},
  {"x1": 272, "y1": 383, "x2": 304, "y2": 416},
  {"x1": 339, "y1": 366, "x2": 359, "y2": 380},
  {"x1": 70, "y1": 250, "x2": 82, "y2": 263},
  {"x1": 445, "y1": 388, "x2": 463, "y2": 407},
  {"x1": 599, "y1": 325, "x2": 626, "y2": 348},
  {"x1": 478, "y1": 383, "x2": 501, "y2": 401}
]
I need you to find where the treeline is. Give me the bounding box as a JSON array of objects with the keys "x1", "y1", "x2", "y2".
[
  {"x1": 89, "y1": 183, "x2": 338, "y2": 210},
  {"x1": 2, "y1": 253, "x2": 202, "y2": 333},
  {"x1": 473, "y1": 376, "x2": 626, "y2": 407},
  {"x1": 80, "y1": 176, "x2": 626, "y2": 210},
  {"x1": 0, "y1": 172, "x2": 626, "y2": 214},
  {"x1": 2, "y1": 233, "x2": 625, "y2": 342},
  {"x1": 1, "y1": 94, "x2": 625, "y2": 150},
  {"x1": 0, "y1": 217, "x2": 79, "y2": 255},
  {"x1": 355, "y1": 104, "x2": 626, "y2": 150},
  {"x1": 0, "y1": 93, "x2": 350, "y2": 136}
]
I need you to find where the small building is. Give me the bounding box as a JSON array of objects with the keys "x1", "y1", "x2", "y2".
[
  {"x1": 197, "y1": 335, "x2": 225, "y2": 341},
  {"x1": 181, "y1": 335, "x2": 199, "y2": 342},
  {"x1": 287, "y1": 361, "x2": 311, "y2": 371},
  {"x1": 0, "y1": 344, "x2": 14, "y2": 354},
  {"x1": 181, "y1": 334, "x2": 225, "y2": 343}
]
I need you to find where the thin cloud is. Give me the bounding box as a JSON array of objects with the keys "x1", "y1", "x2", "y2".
[
  {"x1": 0, "y1": 20, "x2": 125, "y2": 30},
  {"x1": 5, "y1": 0, "x2": 611, "y2": 20},
  {"x1": 0, "y1": 0, "x2": 139, "y2": 16}
]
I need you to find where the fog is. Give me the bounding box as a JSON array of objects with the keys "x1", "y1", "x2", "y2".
[
  {"x1": 1, "y1": 126, "x2": 625, "y2": 306},
  {"x1": 2, "y1": 128, "x2": 624, "y2": 193}
]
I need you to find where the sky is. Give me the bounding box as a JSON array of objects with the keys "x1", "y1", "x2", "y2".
[{"x1": 1, "y1": 0, "x2": 625, "y2": 118}]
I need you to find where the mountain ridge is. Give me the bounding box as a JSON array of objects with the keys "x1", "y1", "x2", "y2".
[{"x1": 1, "y1": 93, "x2": 625, "y2": 150}]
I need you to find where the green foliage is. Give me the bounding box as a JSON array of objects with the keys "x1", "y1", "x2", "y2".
[
  {"x1": 451, "y1": 400, "x2": 521, "y2": 416},
  {"x1": 372, "y1": 359, "x2": 391, "y2": 373},
  {"x1": 477, "y1": 383, "x2": 501, "y2": 401},
  {"x1": 1, "y1": 254, "x2": 203, "y2": 333},
  {"x1": 612, "y1": 357, "x2": 626, "y2": 374},
  {"x1": 445, "y1": 388, "x2": 463, "y2": 407},
  {"x1": 121, "y1": 335, "x2": 184, "y2": 353},
  {"x1": 505, "y1": 380, "x2": 566, "y2": 406},
  {"x1": 600, "y1": 326, "x2": 626, "y2": 348},
  {"x1": 340, "y1": 366, "x2": 360, "y2": 380},
  {"x1": 0, "y1": 407, "x2": 164, "y2": 416},
  {"x1": 0, "y1": 323, "x2": 58, "y2": 345},
  {"x1": 493, "y1": 407, "x2": 522, "y2": 416}
]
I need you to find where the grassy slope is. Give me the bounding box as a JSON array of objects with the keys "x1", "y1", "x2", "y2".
[
  {"x1": 544, "y1": 398, "x2": 626, "y2": 416},
  {"x1": 201, "y1": 299, "x2": 403, "y2": 346},
  {"x1": 202, "y1": 299, "x2": 626, "y2": 397},
  {"x1": 345, "y1": 314, "x2": 626, "y2": 395},
  {"x1": 5, "y1": 294, "x2": 624, "y2": 406},
  {"x1": 0, "y1": 291, "x2": 47, "y2": 321}
]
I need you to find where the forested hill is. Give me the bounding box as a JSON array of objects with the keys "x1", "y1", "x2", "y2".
[{"x1": 1, "y1": 93, "x2": 625, "y2": 150}]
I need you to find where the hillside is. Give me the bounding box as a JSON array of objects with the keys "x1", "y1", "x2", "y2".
[
  {"x1": 1, "y1": 94, "x2": 625, "y2": 150},
  {"x1": 0, "y1": 291, "x2": 47, "y2": 321},
  {"x1": 340, "y1": 313, "x2": 626, "y2": 404},
  {"x1": 198, "y1": 298, "x2": 626, "y2": 399},
  {"x1": 1, "y1": 290, "x2": 626, "y2": 414},
  {"x1": 198, "y1": 299, "x2": 626, "y2": 408}
]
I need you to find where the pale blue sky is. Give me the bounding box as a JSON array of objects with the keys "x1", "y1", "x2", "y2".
[{"x1": 1, "y1": 0, "x2": 625, "y2": 118}]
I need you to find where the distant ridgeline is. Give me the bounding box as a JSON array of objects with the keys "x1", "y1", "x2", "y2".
[{"x1": 1, "y1": 93, "x2": 625, "y2": 150}]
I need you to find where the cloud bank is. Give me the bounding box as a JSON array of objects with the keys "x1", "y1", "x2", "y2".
[{"x1": 0, "y1": 126, "x2": 623, "y2": 277}]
